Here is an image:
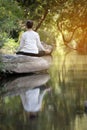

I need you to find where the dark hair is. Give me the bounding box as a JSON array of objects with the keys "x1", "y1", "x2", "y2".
[{"x1": 26, "y1": 20, "x2": 33, "y2": 29}]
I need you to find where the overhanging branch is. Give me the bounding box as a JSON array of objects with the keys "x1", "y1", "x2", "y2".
[{"x1": 35, "y1": 9, "x2": 48, "y2": 31}]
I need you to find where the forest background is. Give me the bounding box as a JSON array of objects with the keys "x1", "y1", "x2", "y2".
[{"x1": 0, "y1": 0, "x2": 87, "y2": 55}]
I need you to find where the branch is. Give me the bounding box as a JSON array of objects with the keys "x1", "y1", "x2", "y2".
[
  {"x1": 35, "y1": 9, "x2": 48, "y2": 31},
  {"x1": 57, "y1": 22, "x2": 82, "y2": 50}
]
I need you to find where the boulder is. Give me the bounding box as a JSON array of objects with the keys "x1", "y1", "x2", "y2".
[
  {"x1": 0, "y1": 54, "x2": 52, "y2": 73},
  {"x1": 0, "y1": 43, "x2": 53, "y2": 73}
]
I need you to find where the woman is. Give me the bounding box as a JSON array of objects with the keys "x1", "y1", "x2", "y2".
[{"x1": 16, "y1": 20, "x2": 50, "y2": 56}]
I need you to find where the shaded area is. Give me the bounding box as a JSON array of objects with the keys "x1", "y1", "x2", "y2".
[
  {"x1": 0, "y1": 73, "x2": 50, "y2": 97},
  {"x1": 0, "y1": 73, "x2": 51, "y2": 130}
]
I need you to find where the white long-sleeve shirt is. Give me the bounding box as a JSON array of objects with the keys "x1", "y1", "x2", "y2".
[{"x1": 18, "y1": 29, "x2": 45, "y2": 54}]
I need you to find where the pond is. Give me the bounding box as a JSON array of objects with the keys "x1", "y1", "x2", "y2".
[{"x1": 0, "y1": 52, "x2": 87, "y2": 130}]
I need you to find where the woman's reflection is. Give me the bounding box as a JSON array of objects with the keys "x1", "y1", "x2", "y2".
[{"x1": 20, "y1": 86, "x2": 51, "y2": 118}]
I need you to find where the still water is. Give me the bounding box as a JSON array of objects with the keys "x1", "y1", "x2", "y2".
[{"x1": 0, "y1": 52, "x2": 87, "y2": 130}]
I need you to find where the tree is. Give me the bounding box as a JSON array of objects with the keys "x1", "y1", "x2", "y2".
[
  {"x1": 1, "y1": 0, "x2": 87, "y2": 53},
  {"x1": 0, "y1": 0, "x2": 24, "y2": 47},
  {"x1": 15, "y1": 0, "x2": 68, "y2": 46},
  {"x1": 57, "y1": 0, "x2": 87, "y2": 53}
]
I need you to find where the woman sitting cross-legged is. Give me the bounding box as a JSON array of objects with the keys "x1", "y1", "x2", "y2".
[{"x1": 16, "y1": 20, "x2": 51, "y2": 57}]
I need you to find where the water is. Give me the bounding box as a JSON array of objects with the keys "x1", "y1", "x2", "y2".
[{"x1": 0, "y1": 52, "x2": 87, "y2": 130}]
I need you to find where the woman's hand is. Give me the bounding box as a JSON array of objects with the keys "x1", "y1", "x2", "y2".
[{"x1": 45, "y1": 49, "x2": 51, "y2": 54}]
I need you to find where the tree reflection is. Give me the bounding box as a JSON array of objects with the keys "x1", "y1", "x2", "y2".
[
  {"x1": 1, "y1": 52, "x2": 87, "y2": 130},
  {"x1": 0, "y1": 73, "x2": 50, "y2": 130},
  {"x1": 48, "y1": 51, "x2": 87, "y2": 130}
]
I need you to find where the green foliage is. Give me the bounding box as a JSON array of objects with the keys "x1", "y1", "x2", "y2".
[
  {"x1": 0, "y1": 0, "x2": 24, "y2": 47},
  {"x1": 0, "y1": 0, "x2": 24, "y2": 29},
  {"x1": 1, "y1": 38, "x2": 19, "y2": 54},
  {"x1": 0, "y1": 0, "x2": 87, "y2": 53},
  {"x1": 57, "y1": 0, "x2": 87, "y2": 52},
  {"x1": 57, "y1": 0, "x2": 87, "y2": 30}
]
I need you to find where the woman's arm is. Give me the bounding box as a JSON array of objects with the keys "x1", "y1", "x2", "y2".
[
  {"x1": 36, "y1": 33, "x2": 46, "y2": 51},
  {"x1": 17, "y1": 33, "x2": 25, "y2": 51}
]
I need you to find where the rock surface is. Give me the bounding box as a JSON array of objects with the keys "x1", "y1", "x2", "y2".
[
  {"x1": 0, "y1": 43, "x2": 53, "y2": 73},
  {"x1": 1, "y1": 54, "x2": 52, "y2": 73}
]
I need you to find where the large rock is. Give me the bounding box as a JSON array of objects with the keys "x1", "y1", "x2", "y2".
[
  {"x1": 0, "y1": 43, "x2": 53, "y2": 73},
  {"x1": 1, "y1": 54, "x2": 52, "y2": 73}
]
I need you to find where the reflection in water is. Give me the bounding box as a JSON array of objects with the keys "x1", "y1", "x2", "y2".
[
  {"x1": 20, "y1": 87, "x2": 51, "y2": 116},
  {"x1": 0, "y1": 73, "x2": 50, "y2": 97},
  {"x1": 49, "y1": 52, "x2": 87, "y2": 130},
  {"x1": 75, "y1": 114, "x2": 87, "y2": 130},
  {"x1": 1, "y1": 52, "x2": 87, "y2": 130},
  {"x1": 0, "y1": 73, "x2": 51, "y2": 130}
]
